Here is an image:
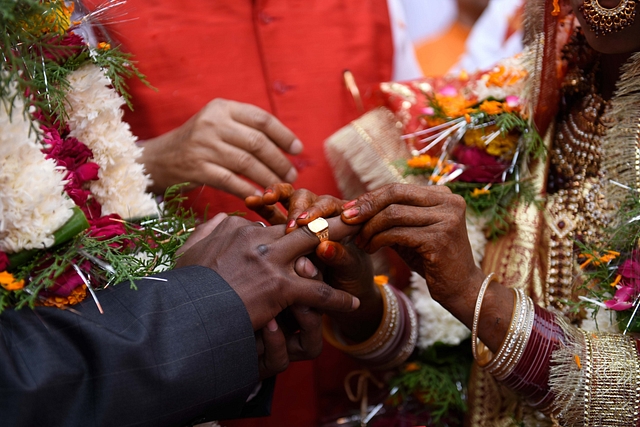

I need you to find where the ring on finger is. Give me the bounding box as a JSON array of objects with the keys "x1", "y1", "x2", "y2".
[{"x1": 307, "y1": 217, "x2": 329, "y2": 243}]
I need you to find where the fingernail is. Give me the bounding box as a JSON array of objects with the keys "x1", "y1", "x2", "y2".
[
  {"x1": 267, "y1": 319, "x2": 278, "y2": 332},
  {"x1": 343, "y1": 207, "x2": 360, "y2": 219},
  {"x1": 287, "y1": 219, "x2": 297, "y2": 229},
  {"x1": 289, "y1": 138, "x2": 304, "y2": 155},
  {"x1": 298, "y1": 211, "x2": 309, "y2": 220},
  {"x1": 351, "y1": 297, "x2": 360, "y2": 310},
  {"x1": 285, "y1": 167, "x2": 298, "y2": 183},
  {"x1": 342, "y1": 200, "x2": 357, "y2": 209},
  {"x1": 264, "y1": 188, "x2": 273, "y2": 194},
  {"x1": 323, "y1": 244, "x2": 336, "y2": 259}
]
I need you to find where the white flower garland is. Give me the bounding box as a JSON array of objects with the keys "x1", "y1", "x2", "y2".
[
  {"x1": 0, "y1": 88, "x2": 75, "y2": 253},
  {"x1": 65, "y1": 63, "x2": 158, "y2": 219}
]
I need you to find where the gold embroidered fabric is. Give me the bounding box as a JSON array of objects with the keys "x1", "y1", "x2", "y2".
[{"x1": 550, "y1": 321, "x2": 640, "y2": 426}]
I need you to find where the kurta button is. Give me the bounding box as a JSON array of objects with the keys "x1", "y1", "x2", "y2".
[
  {"x1": 273, "y1": 80, "x2": 290, "y2": 94},
  {"x1": 259, "y1": 11, "x2": 274, "y2": 24}
]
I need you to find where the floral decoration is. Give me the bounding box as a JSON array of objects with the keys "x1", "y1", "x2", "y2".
[{"x1": 0, "y1": 1, "x2": 197, "y2": 312}]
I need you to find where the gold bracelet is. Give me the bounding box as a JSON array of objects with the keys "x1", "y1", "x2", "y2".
[
  {"x1": 471, "y1": 272, "x2": 495, "y2": 361},
  {"x1": 323, "y1": 282, "x2": 398, "y2": 357}
]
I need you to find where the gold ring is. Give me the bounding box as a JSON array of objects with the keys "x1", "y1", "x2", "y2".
[{"x1": 307, "y1": 217, "x2": 329, "y2": 243}]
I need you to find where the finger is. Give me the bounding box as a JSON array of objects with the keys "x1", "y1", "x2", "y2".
[
  {"x1": 355, "y1": 204, "x2": 445, "y2": 248},
  {"x1": 286, "y1": 306, "x2": 323, "y2": 361},
  {"x1": 273, "y1": 216, "x2": 361, "y2": 263},
  {"x1": 294, "y1": 256, "x2": 322, "y2": 280},
  {"x1": 221, "y1": 116, "x2": 297, "y2": 183},
  {"x1": 245, "y1": 195, "x2": 288, "y2": 225},
  {"x1": 285, "y1": 190, "x2": 317, "y2": 232},
  {"x1": 341, "y1": 184, "x2": 453, "y2": 224},
  {"x1": 229, "y1": 101, "x2": 302, "y2": 155},
  {"x1": 202, "y1": 133, "x2": 289, "y2": 189},
  {"x1": 262, "y1": 183, "x2": 296, "y2": 207},
  {"x1": 259, "y1": 320, "x2": 289, "y2": 379},
  {"x1": 294, "y1": 195, "x2": 346, "y2": 227},
  {"x1": 176, "y1": 213, "x2": 228, "y2": 256},
  {"x1": 199, "y1": 162, "x2": 261, "y2": 199}
]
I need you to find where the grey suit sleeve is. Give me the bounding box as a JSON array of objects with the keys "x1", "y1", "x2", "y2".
[{"x1": 0, "y1": 265, "x2": 262, "y2": 427}]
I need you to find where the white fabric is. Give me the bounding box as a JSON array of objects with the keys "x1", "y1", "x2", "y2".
[
  {"x1": 399, "y1": 0, "x2": 458, "y2": 43},
  {"x1": 454, "y1": 0, "x2": 524, "y2": 73},
  {"x1": 388, "y1": 0, "x2": 424, "y2": 80}
]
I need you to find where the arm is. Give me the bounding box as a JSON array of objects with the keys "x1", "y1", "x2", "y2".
[{"x1": 0, "y1": 266, "x2": 261, "y2": 427}]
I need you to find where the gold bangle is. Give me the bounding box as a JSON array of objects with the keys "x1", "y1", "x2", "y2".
[
  {"x1": 323, "y1": 282, "x2": 398, "y2": 357},
  {"x1": 471, "y1": 272, "x2": 495, "y2": 361}
]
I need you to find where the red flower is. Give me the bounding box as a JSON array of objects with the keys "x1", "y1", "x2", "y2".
[
  {"x1": 0, "y1": 252, "x2": 9, "y2": 271},
  {"x1": 74, "y1": 162, "x2": 100, "y2": 182},
  {"x1": 42, "y1": 260, "x2": 92, "y2": 297},
  {"x1": 451, "y1": 145, "x2": 509, "y2": 183},
  {"x1": 43, "y1": 33, "x2": 85, "y2": 62}
]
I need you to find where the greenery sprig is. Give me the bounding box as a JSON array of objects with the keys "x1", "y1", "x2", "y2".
[{"x1": 0, "y1": 185, "x2": 198, "y2": 313}]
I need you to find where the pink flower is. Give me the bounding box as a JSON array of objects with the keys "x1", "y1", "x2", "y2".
[
  {"x1": 438, "y1": 85, "x2": 458, "y2": 97},
  {"x1": 505, "y1": 95, "x2": 521, "y2": 108},
  {"x1": 604, "y1": 254, "x2": 640, "y2": 311},
  {"x1": 451, "y1": 145, "x2": 508, "y2": 183},
  {"x1": 88, "y1": 214, "x2": 126, "y2": 241},
  {"x1": 421, "y1": 107, "x2": 435, "y2": 116}
]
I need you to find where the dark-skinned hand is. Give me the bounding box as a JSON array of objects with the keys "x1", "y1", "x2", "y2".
[
  {"x1": 246, "y1": 184, "x2": 381, "y2": 342},
  {"x1": 176, "y1": 213, "x2": 357, "y2": 379},
  {"x1": 340, "y1": 183, "x2": 514, "y2": 352}
]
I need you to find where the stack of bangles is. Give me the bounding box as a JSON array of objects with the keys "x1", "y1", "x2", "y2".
[
  {"x1": 323, "y1": 277, "x2": 418, "y2": 370},
  {"x1": 473, "y1": 273, "x2": 564, "y2": 411}
]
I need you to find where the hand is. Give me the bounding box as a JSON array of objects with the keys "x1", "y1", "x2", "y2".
[
  {"x1": 138, "y1": 99, "x2": 303, "y2": 198},
  {"x1": 245, "y1": 183, "x2": 346, "y2": 231},
  {"x1": 340, "y1": 184, "x2": 485, "y2": 311},
  {"x1": 175, "y1": 213, "x2": 361, "y2": 331}
]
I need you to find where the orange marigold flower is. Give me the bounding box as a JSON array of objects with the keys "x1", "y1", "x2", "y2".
[
  {"x1": 574, "y1": 354, "x2": 582, "y2": 370},
  {"x1": 407, "y1": 155, "x2": 438, "y2": 169},
  {"x1": 610, "y1": 274, "x2": 622, "y2": 288},
  {"x1": 98, "y1": 42, "x2": 111, "y2": 50},
  {"x1": 471, "y1": 187, "x2": 491, "y2": 198},
  {"x1": 374, "y1": 275, "x2": 389, "y2": 286},
  {"x1": 404, "y1": 362, "x2": 421, "y2": 372},
  {"x1": 40, "y1": 284, "x2": 87, "y2": 308},
  {"x1": 0, "y1": 272, "x2": 24, "y2": 291},
  {"x1": 478, "y1": 100, "x2": 503, "y2": 115}
]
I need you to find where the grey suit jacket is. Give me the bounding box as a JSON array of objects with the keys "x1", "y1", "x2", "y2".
[{"x1": 0, "y1": 265, "x2": 270, "y2": 426}]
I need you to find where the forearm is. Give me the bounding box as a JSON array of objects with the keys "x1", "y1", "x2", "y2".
[{"x1": 0, "y1": 266, "x2": 260, "y2": 427}]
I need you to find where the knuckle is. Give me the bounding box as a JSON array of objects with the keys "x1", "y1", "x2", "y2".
[
  {"x1": 251, "y1": 110, "x2": 272, "y2": 130},
  {"x1": 234, "y1": 151, "x2": 256, "y2": 172}
]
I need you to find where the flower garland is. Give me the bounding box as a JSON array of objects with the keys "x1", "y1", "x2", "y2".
[{"x1": 0, "y1": 1, "x2": 196, "y2": 311}]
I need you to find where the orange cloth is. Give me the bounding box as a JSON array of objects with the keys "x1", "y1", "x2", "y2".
[
  {"x1": 415, "y1": 21, "x2": 471, "y2": 77},
  {"x1": 85, "y1": 1, "x2": 395, "y2": 426}
]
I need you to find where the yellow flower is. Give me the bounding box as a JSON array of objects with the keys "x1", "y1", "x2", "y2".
[
  {"x1": 471, "y1": 187, "x2": 491, "y2": 198},
  {"x1": 22, "y1": 0, "x2": 75, "y2": 37},
  {"x1": 0, "y1": 272, "x2": 24, "y2": 291}
]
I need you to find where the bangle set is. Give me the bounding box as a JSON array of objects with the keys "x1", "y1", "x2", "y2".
[
  {"x1": 471, "y1": 271, "x2": 565, "y2": 413},
  {"x1": 323, "y1": 281, "x2": 418, "y2": 369}
]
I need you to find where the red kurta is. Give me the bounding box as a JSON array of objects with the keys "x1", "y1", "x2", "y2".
[{"x1": 85, "y1": 1, "x2": 394, "y2": 425}]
